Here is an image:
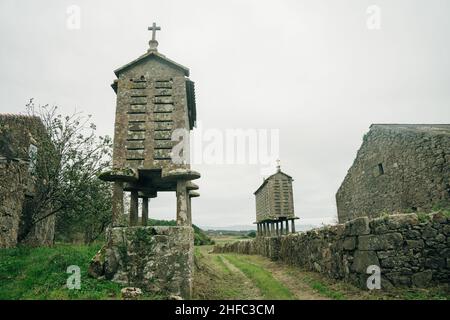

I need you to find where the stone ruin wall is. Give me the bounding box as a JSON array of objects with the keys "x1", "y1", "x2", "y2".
[
  {"x1": 0, "y1": 115, "x2": 55, "y2": 248},
  {"x1": 0, "y1": 159, "x2": 27, "y2": 248},
  {"x1": 336, "y1": 125, "x2": 450, "y2": 223},
  {"x1": 213, "y1": 212, "x2": 450, "y2": 289}
]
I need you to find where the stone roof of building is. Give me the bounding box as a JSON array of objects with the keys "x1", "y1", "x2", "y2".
[
  {"x1": 0, "y1": 114, "x2": 41, "y2": 121},
  {"x1": 114, "y1": 50, "x2": 190, "y2": 77},
  {"x1": 253, "y1": 170, "x2": 293, "y2": 195},
  {"x1": 370, "y1": 124, "x2": 450, "y2": 135}
]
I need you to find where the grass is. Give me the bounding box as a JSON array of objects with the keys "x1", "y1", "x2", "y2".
[
  {"x1": 144, "y1": 219, "x2": 214, "y2": 245},
  {"x1": 301, "y1": 275, "x2": 346, "y2": 300},
  {"x1": 417, "y1": 212, "x2": 431, "y2": 223},
  {"x1": 0, "y1": 243, "x2": 162, "y2": 300},
  {"x1": 400, "y1": 288, "x2": 449, "y2": 300},
  {"x1": 3, "y1": 241, "x2": 448, "y2": 300},
  {"x1": 214, "y1": 255, "x2": 231, "y2": 274},
  {"x1": 193, "y1": 246, "x2": 253, "y2": 299},
  {"x1": 223, "y1": 254, "x2": 295, "y2": 300}
]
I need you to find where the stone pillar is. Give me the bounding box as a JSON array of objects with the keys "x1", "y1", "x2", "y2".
[
  {"x1": 280, "y1": 220, "x2": 283, "y2": 234},
  {"x1": 187, "y1": 191, "x2": 199, "y2": 227},
  {"x1": 129, "y1": 190, "x2": 139, "y2": 226},
  {"x1": 111, "y1": 181, "x2": 124, "y2": 226},
  {"x1": 264, "y1": 223, "x2": 268, "y2": 236},
  {"x1": 285, "y1": 220, "x2": 289, "y2": 235},
  {"x1": 187, "y1": 196, "x2": 192, "y2": 225},
  {"x1": 176, "y1": 180, "x2": 189, "y2": 226},
  {"x1": 257, "y1": 223, "x2": 260, "y2": 236},
  {"x1": 276, "y1": 222, "x2": 279, "y2": 236},
  {"x1": 142, "y1": 197, "x2": 149, "y2": 226},
  {"x1": 291, "y1": 219, "x2": 295, "y2": 233}
]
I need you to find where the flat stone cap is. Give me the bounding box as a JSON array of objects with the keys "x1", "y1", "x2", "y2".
[
  {"x1": 189, "y1": 191, "x2": 200, "y2": 198},
  {"x1": 98, "y1": 168, "x2": 138, "y2": 182},
  {"x1": 162, "y1": 169, "x2": 201, "y2": 181},
  {"x1": 186, "y1": 182, "x2": 199, "y2": 190},
  {"x1": 138, "y1": 190, "x2": 157, "y2": 198}
]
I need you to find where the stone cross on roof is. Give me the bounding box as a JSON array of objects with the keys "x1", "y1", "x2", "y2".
[{"x1": 148, "y1": 22, "x2": 161, "y2": 51}]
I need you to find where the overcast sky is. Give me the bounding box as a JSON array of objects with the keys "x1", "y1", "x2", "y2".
[{"x1": 1, "y1": 0, "x2": 449, "y2": 228}]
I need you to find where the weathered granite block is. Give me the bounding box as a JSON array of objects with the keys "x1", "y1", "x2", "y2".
[
  {"x1": 358, "y1": 233, "x2": 403, "y2": 251},
  {"x1": 346, "y1": 217, "x2": 370, "y2": 236},
  {"x1": 89, "y1": 226, "x2": 194, "y2": 299}
]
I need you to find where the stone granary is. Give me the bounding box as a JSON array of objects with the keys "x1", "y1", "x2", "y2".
[
  {"x1": 336, "y1": 124, "x2": 450, "y2": 223},
  {"x1": 90, "y1": 24, "x2": 200, "y2": 299},
  {"x1": 0, "y1": 114, "x2": 55, "y2": 248},
  {"x1": 254, "y1": 163, "x2": 298, "y2": 236},
  {"x1": 99, "y1": 23, "x2": 200, "y2": 227}
]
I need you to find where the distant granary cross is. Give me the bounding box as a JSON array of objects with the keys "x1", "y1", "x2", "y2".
[{"x1": 148, "y1": 22, "x2": 161, "y2": 41}]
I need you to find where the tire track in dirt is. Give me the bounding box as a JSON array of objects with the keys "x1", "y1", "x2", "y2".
[
  {"x1": 218, "y1": 255, "x2": 263, "y2": 299},
  {"x1": 231, "y1": 255, "x2": 330, "y2": 300}
]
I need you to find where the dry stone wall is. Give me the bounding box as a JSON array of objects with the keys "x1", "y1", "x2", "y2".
[{"x1": 213, "y1": 212, "x2": 450, "y2": 289}]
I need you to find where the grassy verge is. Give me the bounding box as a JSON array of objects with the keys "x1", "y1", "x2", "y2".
[
  {"x1": 223, "y1": 254, "x2": 295, "y2": 300},
  {"x1": 283, "y1": 264, "x2": 449, "y2": 300},
  {"x1": 301, "y1": 275, "x2": 346, "y2": 300},
  {"x1": 0, "y1": 243, "x2": 162, "y2": 300}
]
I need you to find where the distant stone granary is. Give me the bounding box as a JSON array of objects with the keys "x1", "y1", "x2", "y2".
[
  {"x1": 0, "y1": 114, "x2": 55, "y2": 248},
  {"x1": 90, "y1": 24, "x2": 199, "y2": 299},
  {"x1": 254, "y1": 163, "x2": 298, "y2": 236},
  {"x1": 336, "y1": 124, "x2": 450, "y2": 223}
]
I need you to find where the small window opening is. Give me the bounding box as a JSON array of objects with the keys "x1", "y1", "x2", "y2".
[
  {"x1": 28, "y1": 144, "x2": 38, "y2": 174},
  {"x1": 378, "y1": 163, "x2": 384, "y2": 175}
]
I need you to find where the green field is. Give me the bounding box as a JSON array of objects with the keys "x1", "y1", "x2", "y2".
[{"x1": 0, "y1": 243, "x2": 162, "y2": 300}]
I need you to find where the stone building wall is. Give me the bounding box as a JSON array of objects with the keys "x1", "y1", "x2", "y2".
[
  {"x1": 0, "y1": 114, "x2": 55, "y2": 248},
  {"x1": 213, "y1": 212, "x2": 450, "y2": 289},
  {"x1": 336, "y1": 124, "x2": 450, "y2": 223},
  {"x1": 89, "y1": 226, "x2": 194, "y2": 299},
  {"x1": 0, "y1": 159, "x2": 28, "y2": 248}
]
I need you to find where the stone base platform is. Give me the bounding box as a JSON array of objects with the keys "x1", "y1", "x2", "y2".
[{"x1": 89, "y1": 226, "x2": 194, "y2": 299}]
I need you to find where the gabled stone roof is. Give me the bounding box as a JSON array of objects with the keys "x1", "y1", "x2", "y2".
[
  {"x1": 254, "y1": 170, "x2": 293, "y2": 195},
  {"x1": 114, "y1": 50, "x2": 190, "y2": 77}
]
